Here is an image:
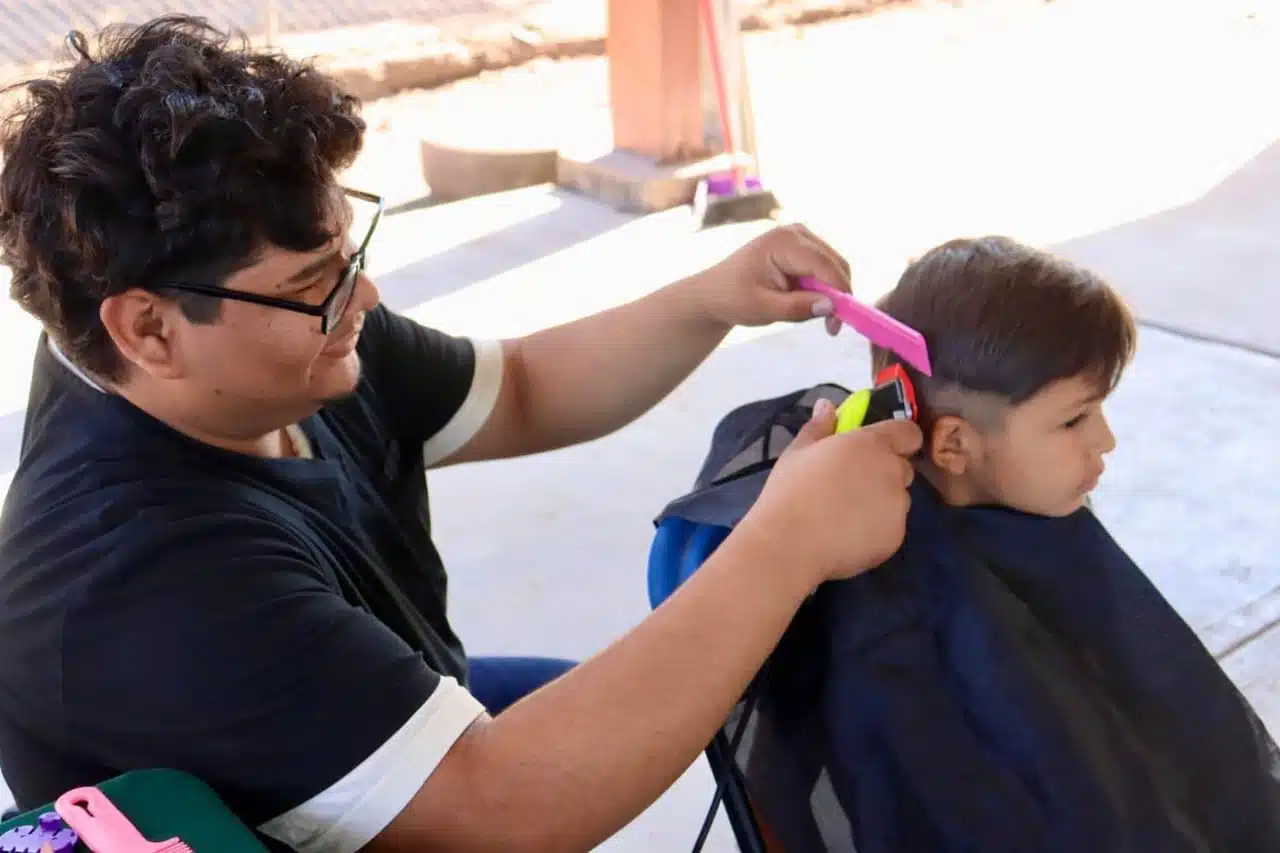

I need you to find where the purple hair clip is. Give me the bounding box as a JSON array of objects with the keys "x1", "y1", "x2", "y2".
[{"x1": 0, "y1": 812, "x2": 79, "y2": 853}]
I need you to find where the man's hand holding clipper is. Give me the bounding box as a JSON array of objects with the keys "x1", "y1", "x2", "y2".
[{"x1": 736, "y1": 397, "x2": 922, "y2": 593}]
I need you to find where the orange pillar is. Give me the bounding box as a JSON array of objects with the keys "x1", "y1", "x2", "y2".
[{"x1": 606, "y1": 0, "x2": 707, "y2": 164}]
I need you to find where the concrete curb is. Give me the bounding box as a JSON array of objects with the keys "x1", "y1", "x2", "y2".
[
  {"x1": 327, "y1": 0, "x2": 916, "y2": 103},
  {"x1": 420, "y1": 137, "x2": 560, "y2": 203},
  {"x1": 327, "y1": 32, "x2": 606, "y2": 103},
  {"x1": 0, "y1": 1, "x2": 924, "y2": 108}
]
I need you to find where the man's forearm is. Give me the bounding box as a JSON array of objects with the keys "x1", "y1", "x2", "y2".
[
  {"x1": 508, "y1": 276, "x2": 728, "y2": 453},
  {"x1": 398, "y1": 522, "x2": 811, "y2": 853}
]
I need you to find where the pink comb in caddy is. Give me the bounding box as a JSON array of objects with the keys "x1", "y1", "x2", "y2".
[
  {"x1": 797, "y1": 276, "x2": 933, "y2": 377},
  {"x1": 55, "y1": 787, "x2": 192, "y2": 853}
]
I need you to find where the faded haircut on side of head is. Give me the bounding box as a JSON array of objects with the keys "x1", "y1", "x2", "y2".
[{"x1": 870, "y1": 236, "x2": 1137, "y2": 431}]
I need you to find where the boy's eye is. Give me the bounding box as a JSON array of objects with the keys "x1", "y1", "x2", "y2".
[{"x1": 1063, "y1": 412, "x2": 1088, "y2": 429}]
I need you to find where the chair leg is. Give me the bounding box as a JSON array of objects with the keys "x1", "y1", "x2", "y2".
[{"x1": 704, "y1": 732, "x2": 769, "y2": 853}]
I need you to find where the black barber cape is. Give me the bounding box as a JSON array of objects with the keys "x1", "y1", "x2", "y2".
[{"x1": 654, "y1": 384, "x2": 1280, "y2": 853}]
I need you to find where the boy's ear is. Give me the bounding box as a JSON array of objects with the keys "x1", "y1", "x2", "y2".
[{"x1": 928, "y1": 415, "x2": 980, "y2": 476}]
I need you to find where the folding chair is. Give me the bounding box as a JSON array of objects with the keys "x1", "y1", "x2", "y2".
[
  {"x1": 646, "y1": 383, "x2": 892, "y2": 853},
  {"x1": 647, "y1": 515, "x2": 768, "y2": 853},
  {"x1": 648, "y1": 518, "x2": 839, "y2": 853}
]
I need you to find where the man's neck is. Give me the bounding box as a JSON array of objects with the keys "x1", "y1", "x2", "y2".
[
  {"x1": 121, "y1": 385, "x2": 312, "y2": 459},
  {"x1": 48, "y1": 335, "x2": 107, "y2": 393},
  {"x1": 48, "y1": 337, "x2": 312, "y2": 460}
]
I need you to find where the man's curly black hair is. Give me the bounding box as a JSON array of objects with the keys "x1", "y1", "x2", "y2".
[{"x1": 0, "y1": 14, "x2": 366, "y2": 381}]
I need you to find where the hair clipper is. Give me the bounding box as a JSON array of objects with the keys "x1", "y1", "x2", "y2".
[{"x1": 834, "y1": 364, "x2": 919, "y2": 433}]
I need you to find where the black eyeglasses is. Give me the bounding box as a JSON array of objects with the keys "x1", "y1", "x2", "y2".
[{"x1": 159, "y1": 187, "x2": 384, "y2": 335}]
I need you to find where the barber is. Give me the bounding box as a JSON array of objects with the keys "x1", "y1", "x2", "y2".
[{"x1": 0, "y1": 15, "x2": 921, "y2": 853}]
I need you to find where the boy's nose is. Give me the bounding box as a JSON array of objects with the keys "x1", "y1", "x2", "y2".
[{"x1": 1095, "y1": 413, "x2": 1118, "y2": 455}]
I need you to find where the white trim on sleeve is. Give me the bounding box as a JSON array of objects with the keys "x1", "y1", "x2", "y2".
[
  {"x1": 421, "y1": 338, "x2": 504, "y2": 467},
  {"x1": 257, "y1": 676, "x2": 486, "y2": 853}
]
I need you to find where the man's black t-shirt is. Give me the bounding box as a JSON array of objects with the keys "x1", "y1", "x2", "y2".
[{"x1": 0, "y1": 304, "x2": 506, "y2": 853}]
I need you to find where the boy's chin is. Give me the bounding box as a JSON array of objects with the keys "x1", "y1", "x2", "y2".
[
  {"x1": 1042, "y1": 493, "x2": 1092, "y2": 518},
  {"x1": 995, "y1": 492, "x2": 1091, "y2": 519}
]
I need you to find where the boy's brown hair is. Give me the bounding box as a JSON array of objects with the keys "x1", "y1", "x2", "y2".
[{"x1": 870, "y1": 236, "x2": 1137, "y2": 428}]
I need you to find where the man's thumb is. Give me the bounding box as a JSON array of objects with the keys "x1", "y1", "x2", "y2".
[
  {"x1": 863, "y1": 418, "x2": 924, "y2": 456},
  {"x1": 772, "y1": 288, "x2": 834, "y2": 322},
  {"x1": 790, "y1": 397, "x2": 837, "y2": 451}
]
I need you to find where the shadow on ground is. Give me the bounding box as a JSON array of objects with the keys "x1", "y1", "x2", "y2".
[{"x1": 373, "y1": 187, "x2": 637, "y2": 312}]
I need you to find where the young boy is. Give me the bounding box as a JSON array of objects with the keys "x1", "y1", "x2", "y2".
[
  {"x1": 659, "y1": 236, "x2": 1280, "y2": 852},
  {"x1": 870, "y1": 234, "x2": 1136, "y2": 518},
  {"x1": 721, "y1": 236, "x2": 1280, "y2": 853},
  {"x1": 795, "y1": 235, "x2": 1280, "y2": 853}
]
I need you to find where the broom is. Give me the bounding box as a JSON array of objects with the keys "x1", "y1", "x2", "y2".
[{"x1": 695, "y1": 0, "x2": 781, "y2": 228}]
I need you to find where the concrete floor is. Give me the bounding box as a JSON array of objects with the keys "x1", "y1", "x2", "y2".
[{"x1": 1, "y1": 2, "x2": 1279, "y2": 850}]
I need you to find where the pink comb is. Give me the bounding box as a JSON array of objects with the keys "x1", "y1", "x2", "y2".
[
  {"x1": 55, "y1": 787, "x2": 192, "y2": 853},
  {"x1": 797, "y1": 277, "x2": 933, "y2": 376}
]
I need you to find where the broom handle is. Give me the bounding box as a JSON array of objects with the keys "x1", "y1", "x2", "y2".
[{"x1": 698, "y1": 0, "x2": 743, "y2": 190}]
